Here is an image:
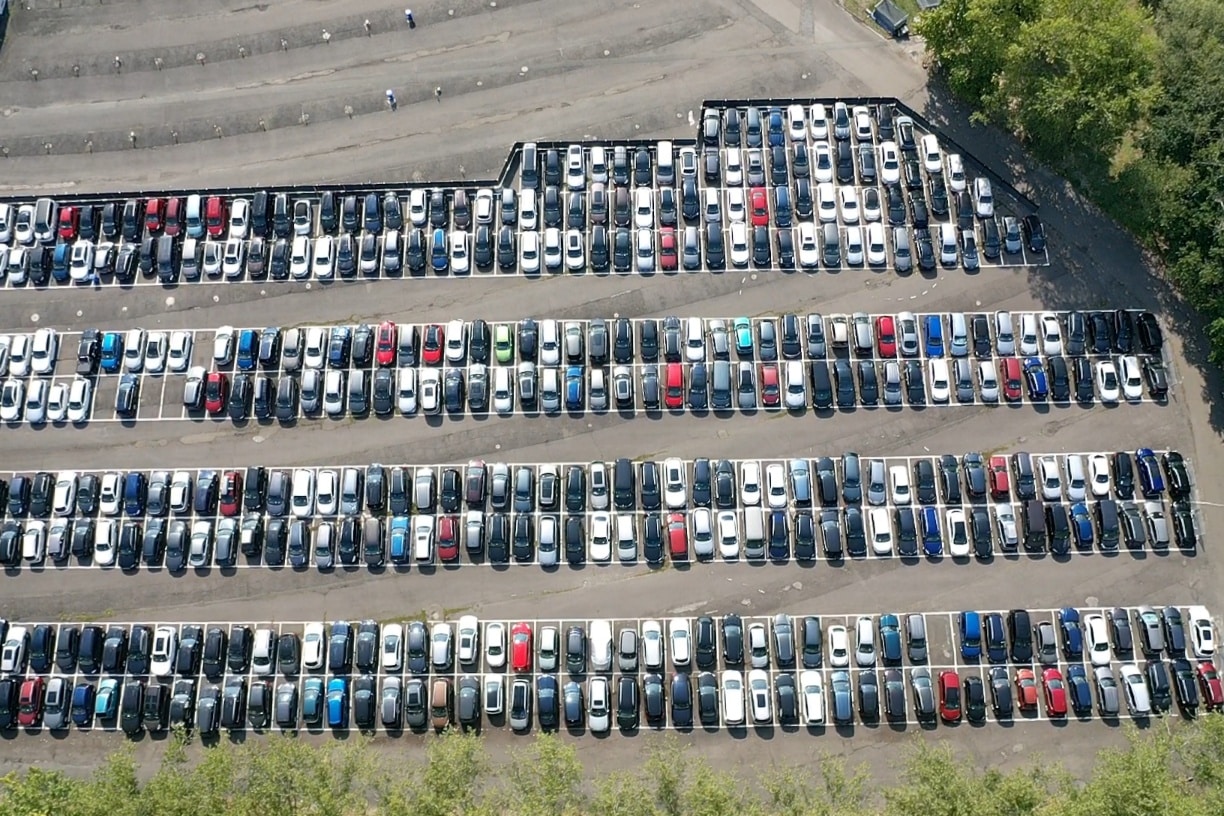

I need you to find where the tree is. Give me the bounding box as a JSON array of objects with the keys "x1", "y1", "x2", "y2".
[
  {"x1": 496, "y1": 733, "x2": 585, "y2": 816},
  {"x1": 916, "y1": 0, "x2": 1044, "y2": 104}
]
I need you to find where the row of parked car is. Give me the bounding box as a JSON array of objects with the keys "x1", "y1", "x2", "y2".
[{"x1": 1, "y1": 604, "x2": 1216, "y2": 732}]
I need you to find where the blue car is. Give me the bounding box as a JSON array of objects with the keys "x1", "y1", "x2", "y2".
[
  {"x1": 430, "y1": 228, "x2": 448, "y2": 272},
  {"x1": 1135, "y1": 448, "x2": 1165, "y2": 497},
  {"x1": 71, "y1": 683, "x2": 95, "y2": 727},
  {"x1": 1023, "y1": 357, "x2": 1048, "y2": 400},
  {"x1": 924, "y1": 315, "x2": 944, "y2": 357},
  {"x1": 236, "y1": 329, "x2": 258, "y2": 370},
  {"x1": 1059, "y1": 607, "x2": 1083, "y2": 660},
  {"x1": 1070, "y1": 503, "x2": 1094, "y2": 550},
  {"x1": 565, "y1": 366, "x2": 584, "y2": 410},
  {"x1": 959, "y1": 611, "x2": 982, "y2": 659},
  {"x1": 984, "y1": 613, "x2": 1008, "y2": 663},
  {"x1": 326, "y1": 677, "x2": 348, "y2": 728},
  {"x1": 389, "y1": 516, "x2": 410, "y2": 563},
  {"x1": 95, "y1": 678, "x2": 120, "y2": 720},
  {"x1": 303, "y1": 677, "x2": 325, "y2": 725},
  {"x1": 920, "y1": 506, "x2": 941, "y2": 556},
  {"x1": 1066, "y1": 664, "x2": 1093, "y2": 715},
  {"x1": 100, "y1": 331, "x2": 123, "y2": 373},
  {"x1": 878, "y1": 614, "x2": 903, "y2": 663}
]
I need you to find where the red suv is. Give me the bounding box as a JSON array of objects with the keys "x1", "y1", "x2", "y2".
[
  {"x1": 659, "y1": 228, "x2": 677, "y2": 270},
  {"x1": 665, "y1": 363, "x2": 684, "y2": 409},
  {"x1": 205, "y1": 372, "x2": 229, "y2": 415},
  {"x1": 1001, "y1": 357, "x2": 1023, "y2": 402},
  {"x1": 144, "y1": 198, "x2": 164, "y2": 233},
  {"x1": 938, "y1": 670, "x2": 961, "y2": 722},
  {"x1": 17, "y1": 677, "x2": 44, "y2": 727},
  {"x1": 667, "y1": 513, "x2": 688, "y2": 561},
  {"x1": 57, "y1": 207, "x2": 79, "y2": 240},
  {"x1": 438, "y1": 516, "x2": 460, "y2": 562},
  {"x1": 876, "y1": 316, "x2": 897, "y2": 357},
  {"x1": 511, "y1": 622, "x2": 533, "y2": 672},
  {"x1": 749, "y1": 187, "x2": 769, "y2": 226},
  {"x1": 164, "y1": 197, "x2": 183, "y2": 236},
  {"x1": 760, "y1": 363, "x2": 780, "y2": 407},
  {"x1": 988, "y1": 456, "x2": 1010, "y2": 499},
  {"x1": 422, "y1": 324, "x2": 444, "y2": 365},
  {"x1": 375, "y1": 321, "x2": 397, "y2": 367},
  {"x1": 205, "y1": 196, "x2": 227, "y2": 236},
  {"x1": 219, "y1": 470, "x2": 243, "y2": 517}
]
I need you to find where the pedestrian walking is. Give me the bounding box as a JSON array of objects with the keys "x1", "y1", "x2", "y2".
[
  {"x1": 405, "y1": 9, "x2": 415, "y2": 27},
  {"x1": 434, "y1": 86, "x2": 442, "y2": 102},
  {"x1": 386, "y1": 89, "x2": 398, "y2": 111}
]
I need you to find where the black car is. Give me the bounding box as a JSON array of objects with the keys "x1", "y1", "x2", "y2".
[
  {"x1": 76, "y1": 329, "x2": 100, "y2": 376},
  {"x1": 722, "y1": 615, "x2": 745, "y2": 665},
  {"x1": 1021, "y1": 214, "x2": 1046, "y2": 252}
]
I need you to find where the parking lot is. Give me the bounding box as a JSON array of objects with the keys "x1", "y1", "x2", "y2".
[
  {"x1": 0, "y1": 449, "x2": 1199, "y2": 576},
  {"x1": 2, "y1": 603, "x2": 1214, "y2": 738},
  {"x1": 0, "y1": 308, "x2": 1171, "y2": 426},
  {"x1": 0, "y1": 0, "x2": 1220, "y2": 787},
  {"x1": 0, "y1": 101, "x2": 1048, "y2": 294}
]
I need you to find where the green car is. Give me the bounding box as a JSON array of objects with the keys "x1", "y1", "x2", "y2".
[
  {"x1": 733, "y1": 318, "x2": 753, "y2": 357},
  {"x1": 494, "y1": 324, "x2": 514, "y2": 364},
  {"x1": 95, "y1": 678, "x2": 120, "y2": 720}
]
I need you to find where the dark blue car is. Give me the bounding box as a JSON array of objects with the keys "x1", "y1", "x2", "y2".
[
  {"x1": 921, "y1": 507, "x2": 941, "y2": 556},
  {"x1": 565, "y1": 366, "x2": 584, "y2": 410},
  {"x1": 1023, "y1": 357, "x2": 1048, "y2": 400},
  {"x1": 236, "y1": 329, "x2": 258, "y2": 370},
  {"x1": 1066, "y1": 664, "x2": 1093, "y2": 715},
  {"x1": 1136, "y1": 448, "x2": 1165, "y2": 497},
  {"x1": 1059, "y1": 607, "x2": 1083, "y2": 660},
  {"x1": 1070, "y1": 503, "x2": 1094, "y2": 550},
  {"x1": 71, "y1": 683, "x2": 95, "y2": 727}
]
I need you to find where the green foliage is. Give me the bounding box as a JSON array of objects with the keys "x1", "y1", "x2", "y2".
[{"x1": 9, "y1": 720, "x2": 1224, "y2": 815}]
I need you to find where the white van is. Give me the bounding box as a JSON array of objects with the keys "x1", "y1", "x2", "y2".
[
  {"x1": 742, "y1": 507, "x2": 766, "y2": 559},
  {"x1": 939, "y1": 223, "x2": 958, "y2": 266},
  {"x1": 721, "y1": 670, "x2": 746, "y2": 725},
  {"x1": 589, "y1": 620, "x2": 613, "y2": 671},
  {"x1": 180, "y1": 237, "x2": 202, "y2": 279},
  {"x1": 656, "y1": 140, "x2": 674, "y2": 185},
  {"x1": 184, "y1": 194, "x2": 203, "y2": 238},
  {"x1": 414, "y1": 516, "x2": 435, "y2": 563},
  {"x1": 590, "y1": 146, "x2": 608, "y2": 184},
  {"x1": 539, "y1": 319, "x2": 560, "y2": 365}
]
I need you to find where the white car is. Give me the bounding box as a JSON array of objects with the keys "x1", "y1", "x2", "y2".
[
  {"x1": 838, "y1": 186, "x2": 860, "y2": 223},
  {"x1": 889, "y1": 465, "x2": 911, "y2": 505},
  {"x1": 312, "y1": 235, "x2": 335, "y2": 279},
  {"x1": 1, "y1": 627, "x2": 28, "y2": 674},
  {"x1": 315, "y1": 469, "x2": 338, "y2": 515},
  {"x1": 588, "y1": 676, "x2": 611, "y2": 733},
  {"x1": 784, "y1": 360, "x2": 806, "y2": 409},
  {"x1": 1095, "y1": 360, "x2": 1121, "y2": 403},
  {"x1": 542, "y1": 227, "x2": 563, "y2": 270},
  {"x1": 721, "y1": 670, "x2": 746, "y2": 726},
  {"x1": 66, "y1": 377, "x2": 92, "y2": 423},
  {"x1": 144, "y1": 332, "x2": 168, "y2": 374},
  {"x1": 484, "y1": 622, "x2": 506, "y2": 669},
  {"x1": 717, "y1": 510, "x2": 739, "y2": 559},
  {"x1": 1119, "y1": 663, "x2": 1151, "y2": 716},
  {"x1": 289, "y1": 235, "x2": 311, "y2": 278},
  {"x1": 828, "y1": 625, "x2": 850, "y2": 668},
  {"x1": 641, "y1": 620, "x2": 665, "y2": 671},
  {"x1": 946, "y1": 508, "x2": 970, "y2": 557},
  {"x1": 797, "y1": 222, "x2": 820, "y2": 268},
  {"x1": 635, "y1": 188, "x2": 655, "y2": 228},
  {"x1": 213, "y1": 326, "x2": 235, "y2": 365},
  {"x1": 765, "y1": 463, "x2": 788, "y2": 509},
  {"x1": 519, "y1": 231, "x2": 540, "y2": 274},
  {"x1": 865, "y1": 222, "x2": 887, "y2": 266},
  {"x1": 24, "y1": 379, "x2": 47, "y2": 425},
  {"x1": 1065, "y1": 455, "x2": 1087, "y2": 501},
  {"x1": 0, "y1": 379, "x2": 23, "y2": 422},
  {"x1": 726, "y1": 188, "x2": 745, "y2": 223},
  {"x1": 457, "y1": 615, "x2": 480, "y2": 665},
  {"x1": 69, "y1": 242, "x2": 94, "y2": 282},
  {"x1": 1039, "y1": 456, "x2": 1062, "y2": 500},
  {"x1": 323, "y1": 369, "x2": 345, "y2": 416},
  {"x1": 8, "y1": 335, "x2": 30, "y2": 377},
  {"x1": 94, "y1": 519, "x2": 117, "y2": 566},
  {"x1": 227, "y1": 198, "x2": 250, "y2": 239},
  {"x1": 449, "y1": 231, "x2": 470, "y2": 274},
  {"x1": 1189, "y1": 606, "x2": 1216, "y2": 658},
  {"x1": 748, "y1": 669, "x2": 772, "y2": 724},
  {"x1": 13, "y1": 205, "x2": 35, "y2": 245},
  {"x1": 668, "y1": 618, "x2": 691, "y2": 667},
  {"x1": 492, "y1": 367, "x2": 514, "y2": 415},
  {"x1": 167, "y1": 330, "x2": 194, "y2": 372},
  {"x1": 813, "y1": 141, "x2": 834, "y2": 182},
  {"x1": 800, "y1": 670, "x2": 825, "y2": 724},
  {"x1": 879, "y1": 141, "x2": 900, "y2": 184},
  {"x1": 1119, "y1": 355, "x2": 1144, "y2": 400},
  {"x1": 786, "y1": 104, "x2": 806, "y2": 140},
  {"x1": 303, "y1": 622, "x2": 326, "y2": 670},
  {"x1": 151, "y1": 626, "x2": 178, "y2": 677},
  {"x1": 1088, "y1": 454, "x2": 1112, "y2": 497},
  {"x1": 920, "y1": 133, "x2": 942, "y2": 174},
  {"x1": 973, "y1": 177, "x2": 994, "y2": 218},
  {"x1": 725, "y1": 148, "x2": 743, "y2": 186},
  {"x1": 397, "y1": 367, "x2": 417, "y2": 415},
  {"x1": 589, "y1": 512, "x2": 612, "y2": 562},
  {"x1": 445, "y1": 319, "x2": 466, "y2": 363},
  {"x1": 845, "y1": 226, "x2": 864, "y2": 266},
  {"x1": 854, "y1": 617, "x2": 876, "y2": 667},
  {"x1": 45, "y1": 382, "x2": 68, "y2": 423},
  {"x1": 663, "y1": 458, "x2": 687, "y2": 509},
  {"x1": 740, "y1": 461, "x2": 762, "y2": 506},
  {"x1": 817, "y1": 182, "x2": 838, "y2": 222},
  {"x1": 419, "y1": 369, "x2": 441, "y2": 414},
  {"x1": 99, "y1": 472, "x2": 123, "y2": 516},
  {"x1": 381, "y1": 623, "x2": 403, "y2": 671},
  {"x1": 946, "y1": 154, "x2": 966, "y2": 191},
  {"x1": 728, "y1": 222, "x2": 749, "y2": 267},
  {"x1": 31, "y1": 328, "x2": 58, "y2": 376},
  {"x1": 1040, "y1": 312, "x2": 1063, "y2": 355},
  {"x1": 1085, "y1": 614, "x2": 1112, "y2": 667},
  {"x1": 303, "y1": 328, "x2": 327, "y2": 370},
  {"x1": 564, "y1": 230, "x2": 584, "y2": 272},
  {"x1": 1017, "y1": 313, "x2": 1039, "y2": 356},
  {"x1": 992, "y1": 504, "x2": 1019, "y2": 549},
  {"x1": 868, "y1": 507, "x2": 893, "y2": 555},
  {"x1": 202, "y1": 241, "x2": 224, "y2": 277},
  {"x1": 809, "y1": 103, "x2": 829, "y2": 140},
  {"x1": 22, "y1": 521, "x2": 45, "y2": 563},
  {"x1": 290, "y1": 469, "x2": 315, "y2": 518},
  {"x1": 928, "y1": 359, "x2": 951, "y2": 403},
  {"x1": 691, "y1": 507, "x2": 714, "y2": 559}
]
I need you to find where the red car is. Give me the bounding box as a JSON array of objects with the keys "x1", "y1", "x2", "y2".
[
  {"x1": 1014, "y1": 668, "x2": 1038, "y2": 710},
  {"x1": 164, "y1": 197, "x2": 183, "y2": 236},
  {"x1": 205, "y1": 372, "x2": 229, "y2": 415},
  {"x1": 749, "y1": 187, "x2": 769, "y2": 227},
  {"x1": 57, "y1": 206, "x2": 79, "y2": 240},
  {"x1": 437, "y1": 516, "x2": 460, "y2": 562},
  {"x1": 1199, "y1": 661, "x2": 1224, "y2": 710},
  {"x1": 988, "y1": 455, "x2": 1011, "y2": 499},
  {"x1": 144, "y1": 198, "x2": 164, "y2": 233},
  {"x1": 876, "y1": 316, "x2": 897, "y2": 358},
  {"x1": 511, "y1": 622, "x2": 532, "y2": 672},
  {"x1": 659, "y1": 228, "x2": 678, "y2": 271},
  {"x1": 1042, "y1": 667, "x2": 1067, "y2": 717},
  {"x1": 938, "y1": 670, "x2": 961, "y2": 722},
  {"x1": 17, "y1": 677, "x2": 44, "y2": 727},
  {"x1": 219, "y1": 470, "x2": 243, "y2": 517},
  {"x1": 760, "y1": 363, "x2": 780, "y2": 407},
  {"x1": 667, "y1": 513, "x2": 688, "y2": 561},
  {"x1": 664, "y1": 363, "x2": 684, "y2": 409},
  {"x1": 205, "y1": 195, "x2": 227, "y2": 236},
  {"x1": 375, "y1": 321, "x2": 397, "y2": 367},
  {"x1": 422, "y1": 324, "x2": 445, "y2": 365},
  {"x1": 1001, "y1": 357, "x2": 1023, "y2": 402}
]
